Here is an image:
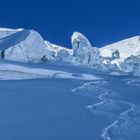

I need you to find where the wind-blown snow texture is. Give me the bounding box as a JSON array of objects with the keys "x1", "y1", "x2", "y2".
[{"x1": 0, "y1": 28, "x2": 140, "y2": 140}]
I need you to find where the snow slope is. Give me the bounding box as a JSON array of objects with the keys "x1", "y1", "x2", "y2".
[
  {"x1": 0, "y1": 28, "x2": 24, "y2": 39},
  {"x1": 0, "y1": 27, "x2": 140, "y2": 140},
  {"x1": 0, "y1": 60, "x2": 100, "y2": 80},
  {"x1": 0, "y1": 60, "x2": 139, "y2": 140},
  {"x1": 99, "y1": 36, "x2": 140, "y2": 75},
  {"x1": 100, "y1": 36, "x2": 140, "y2": 58}
]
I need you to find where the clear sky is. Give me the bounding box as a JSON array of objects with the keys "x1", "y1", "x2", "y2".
[{"x1": 0, "y1": 0, "x2": 140, "y2": 48}]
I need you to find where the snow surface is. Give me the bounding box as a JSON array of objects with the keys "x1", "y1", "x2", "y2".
[
  {"x1": 44, "y1": 40, "x2": 72, "y2": 60},
  {"x1": 0, "y1": 28, "x2": 23, "y2": 32},
  {"x1": 0, "y1": 61, "x2": 139, "y2": 140},
  {"x1": 1, "y1": 27, "x2": 140, "y2": 140},
  {"x1": 100, "y1": 36, "x2": 140, "y2": 58},
  {"x1": 0, "y1": 61, "x2": 100, "y2": 81},
  {"x1": 0, "y1": 28, "x2": 24, "y2": 39},
  {"x1": 100, "y1": 48, "x2": 120, "y2": 60}
]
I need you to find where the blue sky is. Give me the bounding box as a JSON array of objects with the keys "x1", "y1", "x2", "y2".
[{"x1": 0, "y1": 0, "x2": 140, "y2": 48}]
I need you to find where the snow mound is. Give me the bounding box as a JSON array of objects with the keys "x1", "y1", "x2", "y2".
[
  {"x1": 0, "y1": 62, "x2": 100, "y2": 80},
  {"x1": 0, "y1": 30, "x2": 53, "y2": 62},
  {"x1": 117, "y1": 56, "x2": 140, "y2": 75}
]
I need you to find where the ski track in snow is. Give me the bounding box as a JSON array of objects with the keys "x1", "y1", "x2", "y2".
[
  {"x1": 101, "y1": 101, "x2": 137, "y2": 140},
  {"x1": 72, "y1": 79, "x2": 140, "y2": 140}
]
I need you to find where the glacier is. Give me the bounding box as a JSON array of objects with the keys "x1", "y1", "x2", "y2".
[
  {"x1": 0, "y1": 28, "x2": 140, "y2": 140},
  {"x1": 0, "y1": 28, "x2": 140, "y2": 76}
]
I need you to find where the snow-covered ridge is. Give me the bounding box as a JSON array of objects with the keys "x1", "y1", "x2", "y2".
[
  {"x1": 99, "y1": 36, "x2": 140, "y2": 75},
  {"x1": 0, "y1": 28, "x2": 24, "y2": 31},
  {"x1": 44, "y1": 40, "x2": 72, "y2": 60},
  {"x1": 0, "y1": 28, "x2": 24, "y2": 39},
  {"x1": 0, "y1": 27, "x2": 140, "y2": 76},
  {"x1": 100, "y1": 36, "x2": 140, "y2": 58}
]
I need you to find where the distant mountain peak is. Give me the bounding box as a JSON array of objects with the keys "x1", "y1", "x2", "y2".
[{"x1": 100, "y1": 35, "x2": 140, "y2": 59}]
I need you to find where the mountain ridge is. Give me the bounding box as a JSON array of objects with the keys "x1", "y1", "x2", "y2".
[{"x1": 0, "y1": 28, "x2": 140, "y2": 76}]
